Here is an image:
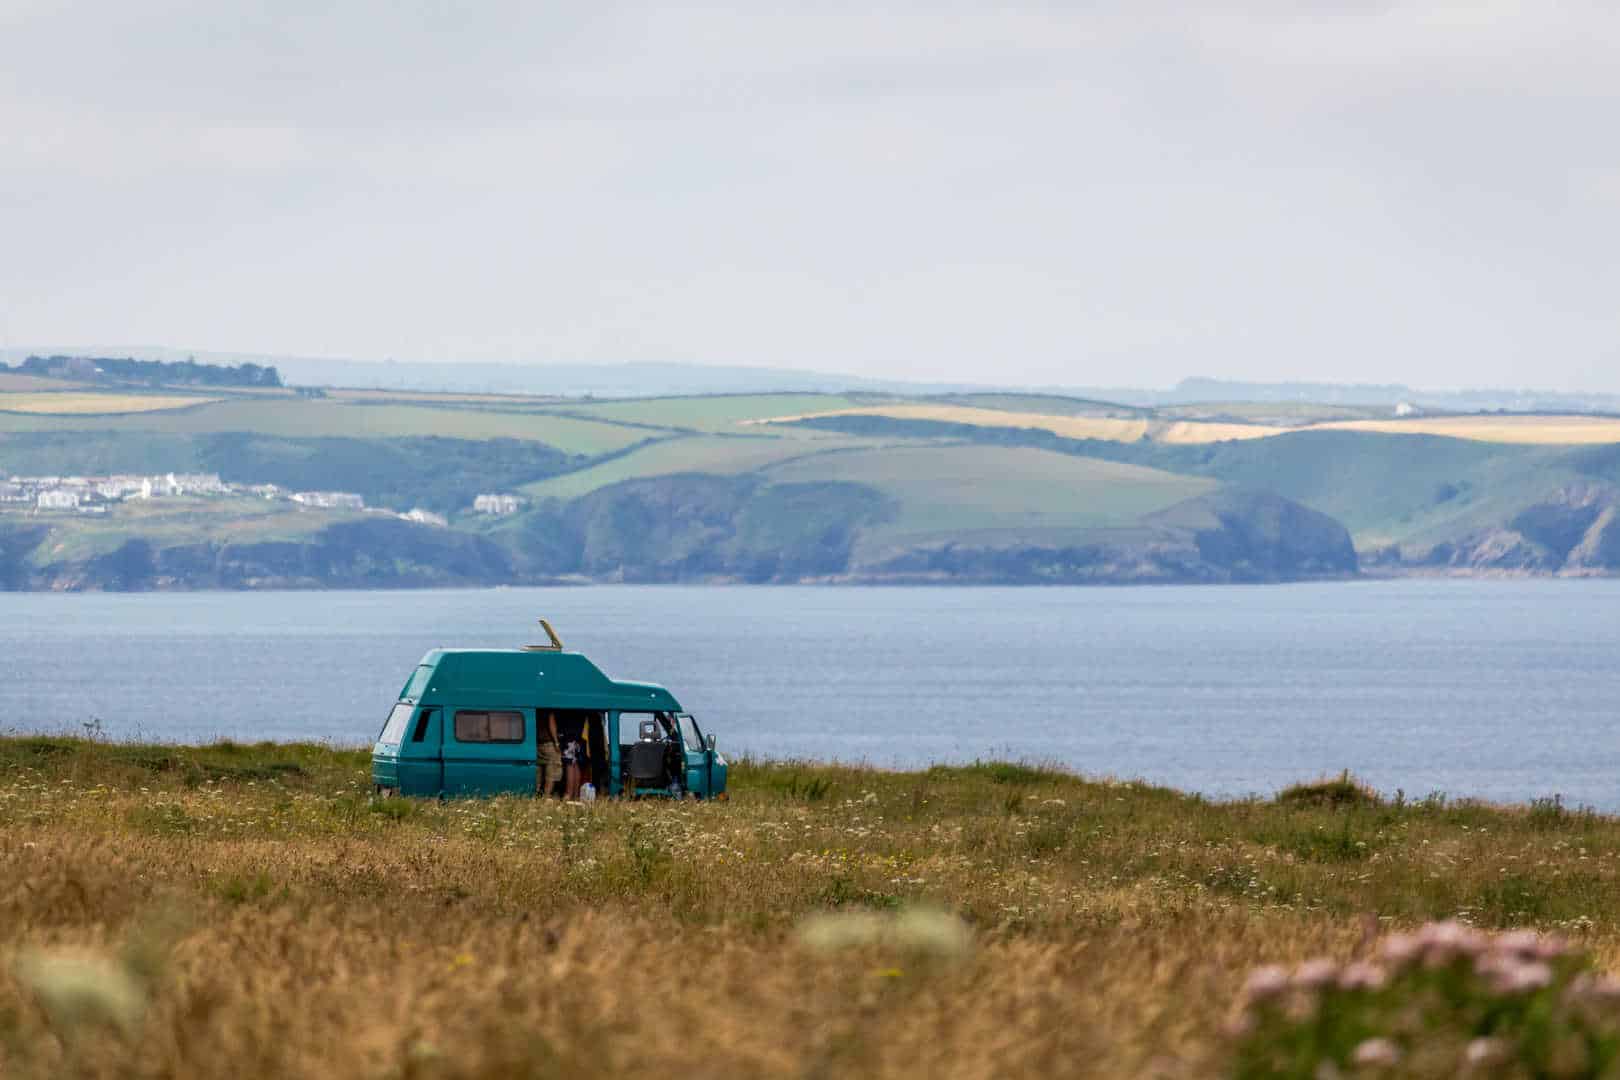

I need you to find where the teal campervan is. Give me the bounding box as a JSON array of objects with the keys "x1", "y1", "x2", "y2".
[{"x1": 370, "y1": 624, "x2": 727, "y2": 800}]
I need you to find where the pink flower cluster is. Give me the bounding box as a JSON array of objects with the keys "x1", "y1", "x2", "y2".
[
  {"x1": 1242, "y1": 921, "x2": 1583, "y2": 1008},
  {"x1": 1234, "y1": 922, "x2": 1620, "y2": 1073},
  {"x1": 1380, "y1": 921, "x2": 1572, "y2": 993}
]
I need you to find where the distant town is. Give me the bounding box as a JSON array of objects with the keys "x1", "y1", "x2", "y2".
[{"x1": 0, "y1": 472, "x2": 527, "y2": 526}]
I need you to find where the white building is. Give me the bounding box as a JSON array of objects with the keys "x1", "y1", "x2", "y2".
[
  {"x1": 180, "y1": 473, "x2": 225, "y2": 494},
  {"x1": 95, "y1": 476, "x2": 149, "y2": 500},
  {"x1": 473, "y1": 493, "x2": 524, "y2": 515},
  {"x1": 37, "y1": 490, "x2": 81, "y2": 510},
  {"x1": 161, "y1": 472, "x2": 225, "y2": 496},
  {"x1": 292, "y1": 491, "x2": 365, "y2": 510},
  {"x1": 401, "y1": 508, "x2": 449, "y2": 527}
]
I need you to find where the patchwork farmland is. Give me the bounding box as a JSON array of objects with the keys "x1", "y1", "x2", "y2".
[{"x1": 4, "y1": 374, "x2": 1620, "y2": 588}]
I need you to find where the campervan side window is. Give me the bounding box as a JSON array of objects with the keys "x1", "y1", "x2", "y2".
[
  {"x1": 403, "y1": 665, "x2": 433, "y2": 700},
  {"x1": 453, "y1": 710, "x2": 525, "y2": 744},
  {"x1": 619, "y1": 712, "x2": 672, "y2": 744},
  {"x1": 410, "y1": 709, "x2": 436, "y2": 743}
]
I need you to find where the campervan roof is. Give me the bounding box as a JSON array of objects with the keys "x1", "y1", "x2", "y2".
[{"x1": 400, "y1": 649, "x2": 682, "y2": 713}]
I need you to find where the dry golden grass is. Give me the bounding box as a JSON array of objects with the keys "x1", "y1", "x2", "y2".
[
  {"x1": 747, "y1": 404, "x2": 1281, "y2": 444},
  {"x1": 3, "y1": 741, "x2": 1620, "y2": 1078},
  {"x1": 757, "y1": 403, "x2": 1620, "y2": 448},
  {"x1": 0, "y1": 392, "x2": 214, "y2": 415},
  {"x1": 1320, "y1": 415, "x2": 1620, "y2": 445}
]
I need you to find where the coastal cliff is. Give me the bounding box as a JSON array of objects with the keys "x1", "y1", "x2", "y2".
[{"x1": 1, "y1": 480, "x2": 1357, "y2": 590}]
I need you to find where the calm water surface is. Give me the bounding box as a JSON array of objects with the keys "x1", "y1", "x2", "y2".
[{"x1": 4, "y1": 581, "x2": 1618, "y2": 807}]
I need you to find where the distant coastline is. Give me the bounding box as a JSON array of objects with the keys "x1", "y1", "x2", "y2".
[{"x1": 6, "y1": 360, "x2": 1620, "y2": 591}]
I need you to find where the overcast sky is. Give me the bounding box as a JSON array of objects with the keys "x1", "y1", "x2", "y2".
[{"x1": 2, "y1": 2, "x2": 1617, "y2": 390}]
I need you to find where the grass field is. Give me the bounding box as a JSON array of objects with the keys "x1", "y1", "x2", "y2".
[
  {"x1": 0, "y1": 393, "x2": 215, "y2": 415},
  {"x1": 1126, "y1": 431, "x2": 1600, "y2": 553},
  {"x1": 12, "y1": 497, "x2": 368, "y2": 565},
  {"x1": 326, "y1": 389, "x2": 564, "y2": 406},
  {"x1": 0, "y1": 374, "x2": 94, "y2": 392},
  {"x1": 8, "y1": 383, "x2": 1620, "y2": 579},
  {"x1": 919, "y1": 392, "x2": 1151, "y2": 419},
  {"x1": 544, "y1": 393, "x2": 871, "y2": 433},
  {"x1": 3, "y1": 738, "x2": 1619, "y2": 1078},
  {"x1": 752, "y1": 403, "x2": 1283, "y2": 445},
  {"x1": 0, "y1": 399, "x2": 650, "y2": 455},
  {"x1": 1158, "y1": 402, "x2": 1396, "y2": 426},
  {"x1": 519, "y1": 433, "x2": 881, "y2": 499},
  {"x1": 763, "y1": 444, "x2": 1217, "y2": 542}
]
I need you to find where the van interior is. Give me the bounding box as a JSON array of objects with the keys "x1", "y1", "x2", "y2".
[
  {"x1": 618, "y1": 711, "x2": 688, "y2": 796},
  {"x1": 541, "y1": 710, "x2": 607, "y2": 798}
]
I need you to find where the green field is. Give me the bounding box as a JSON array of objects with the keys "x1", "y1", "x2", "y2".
[
  {"x1": 7, "y1": 376, "x2": 1620, "y2": 582},
  {"x1": 13, "y1": 497, "x2": 368, "y2": 565},
  {"x1": 922, "y1": 391, "x2": 1152, "y2": 418},
  {"x1": 519, "y1": 432, "x2": 882, "y2": 499},
  {"x1": 0, "y1": 398, "x2": 650, "y2": 455},
  {"x1": 536, "y1": 392, "x2": 871, "y2": 432},
  {"x1": 763, "y1": 443, "x2": 1218, "y2": 544},
  {"x1": 778, "y1": 411, "x2": 1620, "y2": 561},
  {"x1": 1136, "y1": 431, "x2": 1586, "y2": 551}
]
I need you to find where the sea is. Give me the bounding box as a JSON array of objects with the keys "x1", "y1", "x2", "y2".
[{"x1": 5, "y1": 580, "x2": 1619, "y2": 808}]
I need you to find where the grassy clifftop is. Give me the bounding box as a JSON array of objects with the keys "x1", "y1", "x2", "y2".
[{"x1": 2, "y1": 738, "x2": 1619, "y2": 1077}]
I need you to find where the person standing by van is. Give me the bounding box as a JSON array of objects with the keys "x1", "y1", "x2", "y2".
[
  {"x1": 557, "y1": 710, "x2": 585, "y2": 800},
  {"x1": 538, "y1": 711, "x2": 564, "y2": 798}
]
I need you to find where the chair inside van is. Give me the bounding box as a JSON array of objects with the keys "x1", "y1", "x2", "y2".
[{"x1": 629, "y1": 720, "x2": 667, "y2": 784}]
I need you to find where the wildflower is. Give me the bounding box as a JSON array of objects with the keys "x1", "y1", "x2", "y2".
[
  {"x1": 1293, "y1": 958, "x2": 1339, "y2": 990},
  {"x1": 1532, "y1": 934, "x2": 1572, "y2": 960},
  {"x1": 1351, "y1": 1037, "x2": 1401, "y2": 1068},
  {"x1": 1378, "y1": 932, "x2": 1422, "y2": 968},
  {"x1": 1419, "y1": 920, "x2": 1485, "y2": 966},
  {"x1": 1494, "y1": 929, "x2": 1541, "y2": 956},
  {"x1": 1464, "y1": 1037, "x2": 1508, "y2": 1068},
  {"x1": 797, "y1": 911, "x2": 888, "y2": 951},
  {"x1": 1497, "y1": 960, "x2": 1553, "y2": 994},
  {"x1": 1242, "y1": 965, "x2": 1289, "y2": 1003},
  {"x1": 796, "y1": 907, "x2": 972, "y2": 959},
  {"x1": 891, "y1": 908, "x2": 973, "y2": 958},
  {"x1": 14, "y1": 948, "x2": 145, "y2": 1037},
  {"x1": 1337, "y1": 962, "x2": 1385, "y2": 992}
]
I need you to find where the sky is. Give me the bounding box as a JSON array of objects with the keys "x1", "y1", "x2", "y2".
[{"x1": 2, "y1": 2, "x2": 1618, "y2": 391}]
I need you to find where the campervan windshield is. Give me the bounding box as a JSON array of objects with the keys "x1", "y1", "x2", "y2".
[
  {"x1": 676, "y1": 714, "x2": 704, "y2": 752},
  {"x1": 378, "y1": 703, "x2": 413, "y2": 743}
]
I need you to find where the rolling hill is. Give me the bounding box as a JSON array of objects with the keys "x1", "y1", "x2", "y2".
[{"x1": 5, "y1": 371, "x2": 1619, "y2": 588}]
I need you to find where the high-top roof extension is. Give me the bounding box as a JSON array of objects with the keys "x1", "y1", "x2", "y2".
[{"x1": 399, "y1": 648, "x2": 682, "y2": 713}]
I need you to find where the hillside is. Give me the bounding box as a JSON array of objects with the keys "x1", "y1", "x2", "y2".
[
  {"x1": 6, "y1": 371, "x2": 1620, "y2": 587},
  {"x1": 788, "y1": 415, "x2": 1620, "y2": 575}
]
